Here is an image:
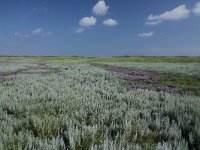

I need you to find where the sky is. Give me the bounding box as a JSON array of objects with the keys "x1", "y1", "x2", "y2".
[{"x1": 0, "y1": 0, "x2": 200, "y2": 56}]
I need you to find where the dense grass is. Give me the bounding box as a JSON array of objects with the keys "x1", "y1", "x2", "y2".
[{"x1": 0, "y1": 58, "x2": 200, "y2": 150}]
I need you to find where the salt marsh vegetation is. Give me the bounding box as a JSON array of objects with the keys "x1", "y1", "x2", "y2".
[
  {"x1": 100, "y1": 62, "x2": 200, "y2": 77},
  {"x1": 0, "y1": 57, "x2": 199, "y2": 150}
]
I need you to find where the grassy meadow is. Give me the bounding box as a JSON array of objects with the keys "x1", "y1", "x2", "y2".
[{"x1": 0, "y1": 56, "x2": 200, "y2": 150}]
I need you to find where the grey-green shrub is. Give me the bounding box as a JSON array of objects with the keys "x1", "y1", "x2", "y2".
[{"x1": 0, "y1": 61, "x2": 200, "y2": 149}]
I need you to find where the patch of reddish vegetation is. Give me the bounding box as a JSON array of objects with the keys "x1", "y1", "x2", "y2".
[
  {"x1": 0, "y1": 76, "x2": 6, "y2": 81},
  {"x1": 0, "y1": 62, "x2": 60, "y2": 82},
  {"x1": 94, "y1": 64, "x2": 199, "y2": 96},
  {"x1": 0, "y1": 69, "x2": 24, "y2": 81}
]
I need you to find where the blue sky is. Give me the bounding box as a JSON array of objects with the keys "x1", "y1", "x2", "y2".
[{"x1": 0, "y1": 0, "x2": 200, "y2": 56}]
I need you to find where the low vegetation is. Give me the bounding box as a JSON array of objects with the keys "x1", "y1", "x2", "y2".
[{"x1": 0, "y1": 56, "x2": 199, "y2": 150}]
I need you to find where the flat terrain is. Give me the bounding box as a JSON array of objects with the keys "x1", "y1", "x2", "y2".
[{"x1": 0, "y1": 56, "x2": 200, "y2": 150}]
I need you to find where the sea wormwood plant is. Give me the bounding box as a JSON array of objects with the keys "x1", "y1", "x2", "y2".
[{"x1": 0, "y1": 62, "x2": 199, "y2": 149}]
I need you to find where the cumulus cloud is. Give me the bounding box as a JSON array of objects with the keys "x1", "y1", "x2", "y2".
[
  {"x1": 74, "y1": 27, "x2": 85, "y2": 33},
  {"x1": 138, "y1": 32, "x2": 154, "y2": 37},
  {"x1": 103, "y1": 19, "x2": 118, "y2": 26},
  {"x1": 146, "y1": 5, "x2": 190, "y2": 25},
  {"x1": 193, "y1": 2, "x2": 200, "y2": 15},
  {"x1": 92, "y1": 0, "x2": 109, "y2": 16},
  {"x1": 79, "y1": 16, "x2": 97, "y2": 27},
  {"x1": 32, "y1": 27, "x2": 53, "y2": 37}
]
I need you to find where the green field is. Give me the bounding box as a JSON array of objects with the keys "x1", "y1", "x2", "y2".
[{"x1": 0, "y1": 56, "x2": 200, "y2": 150}]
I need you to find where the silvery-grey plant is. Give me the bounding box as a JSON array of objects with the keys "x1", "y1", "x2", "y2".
[{"x1": 0, "y1": 60, "x2": 199, "y2": 149}]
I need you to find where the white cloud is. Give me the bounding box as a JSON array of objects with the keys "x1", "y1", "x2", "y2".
[
  {"x1": 79, "y1": 16, "x2": 97, "y2": 27},
  {"x1": 32, "y1": 27, "x2": 44, "y2": 35},
  {"x1": 14, "y1": 32, "x2": 30, "y2": 38},
  {"x1": 75, "y1": 27, "x2": 85, "y2": 33},
  {"x1": 103, "y1": 19, "x2": 118, "y2": 26},
  {"x1": 146, "y1": 20, "x2": 162, "y2": 25},
  {"x1": 146, "y1": 5, "x2": 190, "y2": 25},
  {"x1": 32, "y1": 27, "x2": 53, "y2": 37},
  {"x1": 92, "y1": 1, "x2": 109, "y2": 16},
  {"x1": 138, "y1": 32, "x2": 154, "y2": 37},
  {"x1": 193, "y1": 2, "x2": 200, "y2": 15},
  {"x1": 14, "y1": 28, "x2": 52, "y2": 38}
]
